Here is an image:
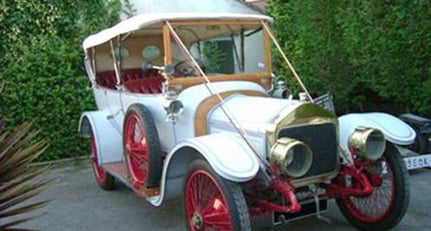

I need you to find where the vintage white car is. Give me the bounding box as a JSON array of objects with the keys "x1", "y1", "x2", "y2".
[{"x1": 78, "y1": 10, "x2": 416, "y2": 231}]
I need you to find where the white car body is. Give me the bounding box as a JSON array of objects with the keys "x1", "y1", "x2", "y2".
[{"x1": 78, "y1": 3, "x2": 414, "y2": 230}]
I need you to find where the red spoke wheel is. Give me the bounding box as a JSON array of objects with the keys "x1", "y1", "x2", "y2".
[
  {"x1": 336, "y1": 143, "x2": 410, "y2": 231},
  {"x1": 91, "y1": 132, "x2": 115, "y2": 190},
  {"x1": 123, "y1": 104, "x2": 161, "y2": 188},
  {"x1": 184, "y1": 159, "x2": 250, "y2": 231}
]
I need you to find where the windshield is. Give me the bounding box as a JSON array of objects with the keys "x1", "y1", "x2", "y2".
[{"x1": 166, "y1": 21, "x2": 271, "y2": 78}]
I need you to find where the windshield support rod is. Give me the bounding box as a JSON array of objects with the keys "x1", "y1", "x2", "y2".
[
  {"x1": 165, "y1": 21, "x2": 272, "y2": 171},
  {"x1": 261, "y1": 21, "x2": 314, "y2": 102}
]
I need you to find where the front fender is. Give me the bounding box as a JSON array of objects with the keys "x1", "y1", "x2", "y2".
[
  {"x1": 149, "y1": 133, "x2": 260, "y2": 206},
  {"x1": 168, "y1": 133, "x2": 260, "y2": 182},
  {"x1": 339, "y1": 112, "x2": 416, "y2": 153}
]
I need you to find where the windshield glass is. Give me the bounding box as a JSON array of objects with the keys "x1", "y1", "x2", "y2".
[{"x1": 168, "y1": 22, "x2": 269, "y2": 77}]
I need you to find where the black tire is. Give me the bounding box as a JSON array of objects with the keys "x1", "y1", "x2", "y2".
[
  {"x1": 123, "y1": 104, "x2": 161, "y2": 188},
  {"x1": 90, "y1": 132, "x2": 115, "y2": 190},
  {"x1": 183, "y1": 159, "x2": 251, "y2": 231},
  {"x1": 336, "y1": 143, "x2": 410, "y2": 231}
]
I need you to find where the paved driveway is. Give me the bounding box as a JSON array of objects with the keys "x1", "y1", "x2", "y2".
[{"x1": 14, "y1": 161, "x2": 431, "y2": 231}]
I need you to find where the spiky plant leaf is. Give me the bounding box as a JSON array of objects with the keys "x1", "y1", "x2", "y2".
[{"x1": 0, "y1": 117, "x2": 51, "y2": 230}]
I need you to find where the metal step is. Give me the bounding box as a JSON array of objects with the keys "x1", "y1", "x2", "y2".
[{"x1": 104, "y1": 161, "x2": 161, "y2": 197}]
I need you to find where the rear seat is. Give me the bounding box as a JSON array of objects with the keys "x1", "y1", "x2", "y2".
[
  {"x1": 122, "y1": 69, "x2": 143, "y2": 82},
  {"x1": 96, "y1": 70, "x2": 117, "y2": 89},
  {"x1": 123, "y1": 77, "x2": 165, "y2": 94},
  {"x1": 96, "y1": 69, "x2": 164, "y2": 94}
]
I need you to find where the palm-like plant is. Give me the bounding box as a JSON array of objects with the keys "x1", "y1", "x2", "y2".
[{"x1": 0, "y1": 117, "x2": 50, "y2": 230}]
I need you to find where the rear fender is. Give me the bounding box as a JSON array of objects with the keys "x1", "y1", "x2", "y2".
[
  {"x1": 149, "y1": 133, "x2": 260, "y2": 206},
  {"x1": 339, "y1": 112, "x2": 416, "y2": 154},
  {"x1": 78, "y1": 111, "x2": 123, "y2": 164}
]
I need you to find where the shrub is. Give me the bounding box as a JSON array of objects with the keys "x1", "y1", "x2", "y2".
[
  {"x1": 268, "y1": 0, "x2": 431, "y2": 116},
  {"x1": 0, "y1": 0, "x2": 121, "y2": 161}
]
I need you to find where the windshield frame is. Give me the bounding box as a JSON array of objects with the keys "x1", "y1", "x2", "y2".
[{"x1": 163, "y1": 20, "x2": 273, "y2": 92}]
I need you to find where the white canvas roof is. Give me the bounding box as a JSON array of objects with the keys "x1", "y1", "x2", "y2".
[
  {"x1": 131, "y1": 0, "x2": 264, "y2": 15},
  {"x1": 82, "y1": 12, "x2": 273, "y2": 49}
]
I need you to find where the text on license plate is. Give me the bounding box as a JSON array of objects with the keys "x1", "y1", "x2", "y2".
[{"x1": 404, "y1": 154, "x2": 431, "y2": 170}]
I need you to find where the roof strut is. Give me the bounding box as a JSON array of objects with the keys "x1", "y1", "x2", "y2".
[{"x1": 261, "y1": 21, "x2": 314, "y2": 102}]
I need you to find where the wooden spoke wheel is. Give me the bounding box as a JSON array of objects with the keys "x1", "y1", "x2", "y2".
[
  {"x1": 184, "y1": 159, "x2": 251, "y2": 231},
  {"x1": 90, "y1": 132, "x2": 115, "y2": 190},
  {"x1": 336, "y1": 143, "x2": 410, "y2": 231}
]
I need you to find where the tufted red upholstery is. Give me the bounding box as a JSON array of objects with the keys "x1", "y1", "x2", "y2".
[
  {"x1": 123, "y1": 77, "x2": 165, "y2": 94},
  {"x1": 95, "y1": 69, "x2": 163, "y2": 92},
  {"x1": 96, "y1": 70, "x2": 117, "y2": 89},
  {"x1": 122, "y1": 69, "x2": 143, "y2": 82}
]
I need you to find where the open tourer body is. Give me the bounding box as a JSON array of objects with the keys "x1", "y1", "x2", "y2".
[{"x1": 78, "y1": 6, "x2": 414, "y2": 231}]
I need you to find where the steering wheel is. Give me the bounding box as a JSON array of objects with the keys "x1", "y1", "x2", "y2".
[{"x1": 174, "y1": 59, "x2": 206, "y2": 77}]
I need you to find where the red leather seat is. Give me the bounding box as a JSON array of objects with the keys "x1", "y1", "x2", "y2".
[
  {"x1": 96, "y1": 70, "x2": 117, "y2": 89},
  {"x1": 96, "y1": 69, "x2": 164, "y2": 93},
  {"x1": 123, "y1": 77, "x2": 165, "y2": 94},
  {"x1": 123, "y1": 69, "x2": 143, "y2": 81}
]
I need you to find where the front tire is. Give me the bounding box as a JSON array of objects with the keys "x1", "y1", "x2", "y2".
[
  {"x1": 336, "y1": 143, "x2": 410, "y2": 231},
  {"x1": 184, "y1": 159, "x2": 251, "y2": 231}
]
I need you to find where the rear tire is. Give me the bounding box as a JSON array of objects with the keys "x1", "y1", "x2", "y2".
[
  {"x1": 183, "y1": 159, "x2": 251, "y2": 231},
  {"x1": 90, "y1": 132, "x2": 115, "y2": 190},
  {"x1": 336, "y1": 143, "x2": 410, "y2": 231}
]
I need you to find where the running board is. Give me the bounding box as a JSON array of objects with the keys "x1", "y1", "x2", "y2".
[{"x1": 103, "y1": 161, "x2": 161, "y2": 197}]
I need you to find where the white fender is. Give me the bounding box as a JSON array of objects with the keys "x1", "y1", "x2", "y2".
[
  {"x1": 148, "y1": 133, "x2": 260, "y2": 206},
  {"x1": 174, "y1": 133, "x2": 261, "y2": 181},
  {"x1": 78, "y1": 110, "x2": 123, "y2": 164},
  {"x1": 339, "y1": 112, "x2": 416, "y2": 154}
]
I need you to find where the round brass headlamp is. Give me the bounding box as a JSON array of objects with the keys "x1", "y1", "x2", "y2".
[
  {"x1": 270, "y1": 137, "x2": 313, "y2": 177},
  {"x1": 348, "y1": 127, "x2": 386, "y2": 161}
]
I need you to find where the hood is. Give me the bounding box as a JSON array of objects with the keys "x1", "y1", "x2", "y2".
[{"x1": 208, "y1": 94, "x2": 304, "y2": 134}]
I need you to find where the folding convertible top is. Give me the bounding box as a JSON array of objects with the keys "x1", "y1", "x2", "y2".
[{"x1": 82, "y1": 12, "x2": 273, "y2": 49}]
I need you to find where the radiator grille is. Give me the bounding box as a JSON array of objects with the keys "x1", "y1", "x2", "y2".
[{"x1": 278, "y1": 123, "x2": 338, "y2": 178}]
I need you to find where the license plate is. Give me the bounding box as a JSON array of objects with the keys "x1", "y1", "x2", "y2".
[{"x1": 404, "y1": 154, "x2": 431, "y2": 170}]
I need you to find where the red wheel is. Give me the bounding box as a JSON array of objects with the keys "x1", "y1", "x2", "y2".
[
  {"x1": 123, "y1": 104, "x2": 161, "y2": 188},
  {"x1": 336, "y1": 143, "x2": 410, "y2": 231},
  {"x1": 91, "y1": 132, "x2": 115, "y2": 190},
  {"x1": 184, "y1": 159, "x2": 250, "y2": 231}
]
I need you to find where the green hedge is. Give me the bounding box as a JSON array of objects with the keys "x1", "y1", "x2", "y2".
[
  {"x1": 1, "y1": 0, "x2": 430, "y2": 161},
  {"x1": 268, "y1": 0, "x2": 431, "y2": 116},
  {"x1": 0, "y1": 0, "x2": 121, "y2": 161}
]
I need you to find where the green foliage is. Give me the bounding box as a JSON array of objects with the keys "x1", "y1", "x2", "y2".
[
  {"x1": 203, "y1": 41, "x2": 227, "y2": 73},
  {"x1": 0, "y1": 0, "x2": 122, "y2": 161},
  {"x1": 122, "y1": 0, "x2": 138, "y2": 18},
  {"x1": 269, "y1": 0, "x2": 431, "y2": 116},
  {"x1": 0, "y1": 118, "x2": 50, "y2": 229}
]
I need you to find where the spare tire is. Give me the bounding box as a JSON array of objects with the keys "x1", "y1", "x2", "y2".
[{"x1": 123, "y1": 104, "x2": 161, "y2": 188}]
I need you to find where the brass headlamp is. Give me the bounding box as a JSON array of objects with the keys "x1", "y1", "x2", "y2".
[
  {"x1": 270, "y1": 137, "x2": 313, "y2": 177},
  {"x1": 348, "y1": 127, "x2": 386, "y2": 161}
]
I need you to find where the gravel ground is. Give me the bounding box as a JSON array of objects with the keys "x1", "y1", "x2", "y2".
[{"x1": 8, "y1": 160, "x2": 431, "y2": 231}]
